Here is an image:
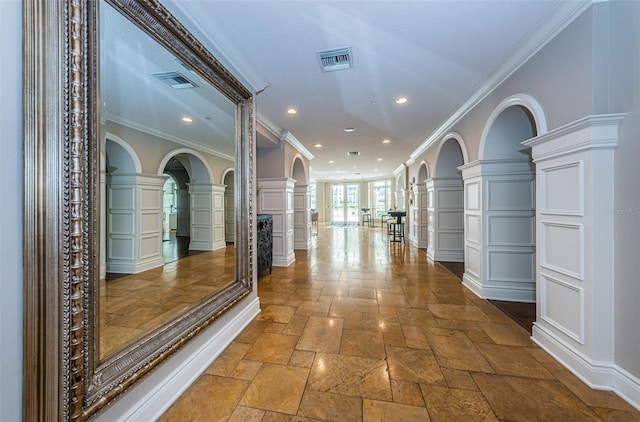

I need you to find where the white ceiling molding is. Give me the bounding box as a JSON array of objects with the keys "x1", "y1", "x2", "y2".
[
  {"x1": 256, "y1": 117, "x2": 281, "y2": 148},
  {"x1": 104, "y1": 112, "x2": 235, "y2": 162},
  {"x1": 408, "y1": 0, "x2": 592, "y2": 164},
  {"x1": 280, "y1": 130, "x2": 314, "y2": 161}
]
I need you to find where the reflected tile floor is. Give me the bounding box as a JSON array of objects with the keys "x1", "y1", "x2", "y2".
[{"x1": 159, "y1": 225, "x2": 639, "y2": 421}]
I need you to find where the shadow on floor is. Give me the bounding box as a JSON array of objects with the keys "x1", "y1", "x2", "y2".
[{"x1": 436, "y1": 261, "x2": 536, "y2": 333}]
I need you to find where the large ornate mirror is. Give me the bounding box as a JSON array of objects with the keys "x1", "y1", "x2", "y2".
[{"x1": 23, "y1": 0, "x2": 254, "y2": 419}]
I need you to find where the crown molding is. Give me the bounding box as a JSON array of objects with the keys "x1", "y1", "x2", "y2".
[
  {"x1": 281, "y1": 130, "x2": 314, "y2": 161},
  {"x1": 408, "y1": 0, "x2": 592, "y2": 163},
  {"x1": 104, "y1": 112, "x2": 234, "y2": 162}
]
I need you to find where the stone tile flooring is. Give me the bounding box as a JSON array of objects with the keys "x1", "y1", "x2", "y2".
[{"x1": 159, "y1": 224, "x2": 639, "y2": 421}]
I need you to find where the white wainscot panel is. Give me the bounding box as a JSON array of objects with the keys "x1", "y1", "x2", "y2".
[
  {"x1": 541, "y1": 274, "x2": 583, "y2": 343},
  {"x1": 487, "y1": 251, "x2": 534, "y2": 282},
  {"x1": 437, "y1": 232, "x2": 464, "y2": 251},
  {"x1": 466, "y1": 245, "x2": 480, "y2": 277},
  {"x1": 294, "y1": 227, "x2": 306, "y2": 239},
  {"x1": 541, "y1": 222, "x2": 583, "y2": 279},
  {"x1": 192, "y1": 193, "x2": 211, "y2": 208},
  {"x1": 488, "y1": 180, "x2": 533, "y2": 210},
  {"x1": 140, "y1": 235, "x2": 160, "y2": 258},
  {"x1": 438, "y1": 210, "x2": 463, "y2": 230},
  {"x1": 109, "y1": 237, "x2": 134, "y2": 259},
  {"x1": 420, "y1": 226, "x2": 429, "y2": 239},
  {"x1": 109, "y1": 187, "x2": 134, "y2": 209},
  {"x1": 466, "y1": 182, "x2": 480, "y2": 210},
  {"x1": 293, "y1": 195, "x2": 305, "y2": 209},
  {"x1": 261, "y1": 191, "x2": 283, "y2": 211},
  {"x1": 109, "y1": 212, "x2": 134, "y2": 234},
  {"x1": 541, "y1": 162, "x2": 583, "y2": 215},
  {"x1": 287, "y1": 192, "x2": 293, "y2": 210},
  {"x1": 419, "y1": 192, "x2": 428, "y2": 204},
  {"x1": 191, "y1": 227, "x2": 211, "y2": 242},
  {"x1": 466, "y1": 214, "x2": 480, "y2": 244},
  {"x1": 272, "y1": 235, "x2": 285, "y2": 255},
  {"x1": 192, "y1": 210, "x2": 211, "y2": 225},
  {"x1": 213, "y1": 193, "x2": 224, "y2": 208},
  {"x1": 488, "y1": 215, "x2": 534, "y2": 246},
  {"x1": 293, "y1": 210, "x2": 306, "y2": 221},
  {"x1": 213, "y1": 210, "x2": 224, "y2": 224},
  {"x1": 287, "y1": 213, "x2": 294, "y2": 228},
  {"x1": 272, "y1": 214, "x2": 284, "y2": 233},
  {"x1": 140, "y1": 212, "x2": 160, "y2": 233},
  {"x1": 213, "y1": 226, "x2": 224, "y2": 239},
  {"x1": 141, "y1": 188, "x2": 160, "y2": 208},
  {"x1": 420, "y1": 209, "x2": 429, "y2": 221},
  {"x1": 437, "y1": 189, "x2": 463, "y2": 208}
]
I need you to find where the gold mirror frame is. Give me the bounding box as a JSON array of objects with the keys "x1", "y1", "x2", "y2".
[{"x1": 23, "y1": 0, "x2": 254, "y2": 419}]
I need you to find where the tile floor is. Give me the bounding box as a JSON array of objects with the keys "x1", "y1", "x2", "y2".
[{"x1": 158, "y1": 224, "x2": 639, "y2": 421}]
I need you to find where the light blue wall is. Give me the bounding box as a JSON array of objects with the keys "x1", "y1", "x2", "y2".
[{"x1": 0, "y1": 1, "x2": 23, "y2": 421}]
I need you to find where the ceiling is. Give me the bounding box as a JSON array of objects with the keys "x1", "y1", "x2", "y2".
[{"x1": 163, "y1": 0, "x2": 588, "y2": 182}]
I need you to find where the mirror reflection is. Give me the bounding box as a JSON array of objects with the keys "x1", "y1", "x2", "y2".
[{"x1": 98, "y1": 0, "x2": 237, "y2": 359}]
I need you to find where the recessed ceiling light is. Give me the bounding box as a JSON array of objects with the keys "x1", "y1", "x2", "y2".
[
  {"x1": 395, "y1": 97, "x2": 408, "y2": 104},
  {"x1": 353, "y1": 165, "x2": 358, "y2": 168},
  {"x1": 344, "y1": 127, "x2": 355, "y2": 133},
  {"x1": 374, "y1": 169, "x2": 379, "y2": 172},
  {"x1": 181, "y1": 116, "x2": 193, "y2": 123},
  {"x1": 377, "y1": 158, "x2": 383, "y2": 162},
  {"x1": 315, "y1": 144, "x2": 323, "y2": 148},
  {"x1": 287, "y1": 108, "x2": 298, "y2": 115},
  {"x1": 329, "y1": 160, "x2": 334, "y2": 164},
  {"x1": 382, "y1": 139, "x2": 391, "y2": 144}
]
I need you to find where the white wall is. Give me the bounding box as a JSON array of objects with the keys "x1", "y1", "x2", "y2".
[
  {"x1": 610, "y1": 0, "x2": 640, "y2": 383},
  {"x1": 0, "y1": 1, "x2": 23, "y2": 420}
]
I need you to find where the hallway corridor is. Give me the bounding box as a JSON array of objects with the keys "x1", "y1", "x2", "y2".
[{"x1": 159, "y1": 224, "x2": 638, "y2": 421}]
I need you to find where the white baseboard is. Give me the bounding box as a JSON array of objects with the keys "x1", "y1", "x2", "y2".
[
  {"x1": 96, "y1": 296, "x2": 261, "y2": 422},
  {"x1": 532, "y1": 323, "x2": 640, "y2": 411},
  {"x1": 461, "y1": 273, "x2": 535, "y2": 302}
]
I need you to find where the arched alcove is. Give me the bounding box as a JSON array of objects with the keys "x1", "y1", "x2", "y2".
[
  {"x1": 427, "y1": 137, "x2": 465, "y2": 264},
  {"x1": 462, "y1": 95, "x2": 543, "y2": 307},
  {"x1": 291, "y1": 156, "x2": 311, "y2": 250}
]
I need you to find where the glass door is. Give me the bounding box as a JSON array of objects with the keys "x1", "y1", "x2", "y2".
[
  {"x1": 332, "y1": 185, "x2": 345, "y2": 223},
  {"x1": 332, "y1": 184, "x2": 360, "y2": 224},
  {"x1": 346, "y1": 184, "x2": 359, "y2": 224}
]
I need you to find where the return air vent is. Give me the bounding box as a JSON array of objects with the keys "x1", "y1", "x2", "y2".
[
  {"x1": 347, "y1": 151, "x2": 360, "y2": 156},
  {"x1": 152, "y1": 71, "x2": 198, "y2": 90},
  {"x1": 317, "y1": 47, "x2": 353, "y2": 72}
]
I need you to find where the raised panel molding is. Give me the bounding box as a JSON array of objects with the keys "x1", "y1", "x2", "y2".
[
  {"x1": 525, "y1": 114, "x2": 625, "y2": 405},
  {"x1": 426, "y1": 178, "x2": 463, "y2": 262},
  {"x1": 540, "y1": 221, "x2": 584, "y2": 280},
  {"x1": 540, "y1": 273, "x2": 584, "y2": 344},
  {"x1": 487, "y1": 215, "x2": 535, "y2": 246},
  {"x1": 460, "y1": 160, "x2": 536, "y2": 302},
  {"x1": 540, "y1": 161, "x2": 584, "y2": 216},
  {"x1": 259, "y1": 178, "x2": 296, "y2": 266}
]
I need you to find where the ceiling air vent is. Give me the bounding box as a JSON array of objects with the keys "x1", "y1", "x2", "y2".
[
  {"x1": 152, "y1": 71, "x2": 198, "y2": 90},
  {"x1": 347, "y1": 151, "x2": 360, "y2": 156},
  {"x1": 317, "y1": 47, "x2": 353, "y2": 72}
]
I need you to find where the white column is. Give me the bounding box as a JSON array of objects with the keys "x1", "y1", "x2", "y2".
[
  {"x1": 293, "y1": 184, "x2": 311, "y2": 250},
  {"x1": 258, "y1": 177, "x2": 296, "y2": 266},
  {"x1": 524, "y1": 114, "x2": 623, "y2": 390},
  {"x1": 176, "y1": 188, "x2": 190, "y2": 237},
  {"x1": 224, "y1": 183, "x2": 235, "y2": 243},
  {"x1": 426, "y1": 178, "x2": 464, "y2": 262},
  {"x1": 460, "y1": 159, "x2": 536, "y2": 302},
  {"x1": 100, "y1": 168, "x2": 107, "y2": 279},
  {"x1": 106, "y1": 174, "x2": 166, "y2": 274},
  {"x1": 189, "y1": 183, "x2": 227, "y2": 251},
  {"x1": 409, "y1": 183, "x2": 428, "y2": 248}
]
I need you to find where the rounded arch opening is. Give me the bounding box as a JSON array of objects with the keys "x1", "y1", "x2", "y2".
[
  {"x1": 105, "y1": 134, "x2": 141, "y2": 174},
  {"x1": 291, "y1": 156, "x2": 308, "y2": 185},
  {"x1": 157, "y1": 148, "x2": 214, "y2": 184},
  {"x1": 418, "y1": 161, "x2": 430, "y2": 184},
  {"x1": 434, "y1": 137, "x2": 464, "y2": 178},
  {"x1": 479, "y1": 94, "x2": 547, "y2": 160}
]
